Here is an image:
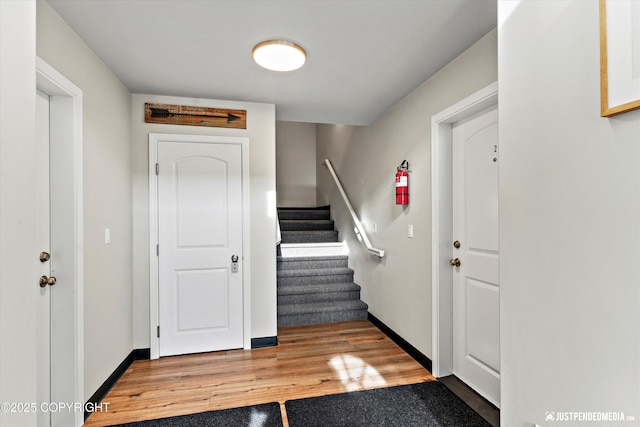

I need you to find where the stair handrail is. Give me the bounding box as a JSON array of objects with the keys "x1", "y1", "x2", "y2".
[{"x1": 323, "y1": 159, "x2": 384, "y2": 258}]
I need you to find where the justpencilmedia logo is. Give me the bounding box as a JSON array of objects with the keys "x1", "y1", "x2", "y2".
[{"x1": 545, "y1": 411, "x2": 635, "y2": 423}]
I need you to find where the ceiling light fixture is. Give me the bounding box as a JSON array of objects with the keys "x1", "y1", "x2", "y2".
[{"x1": 252, "y1": 40, "x2": 306, "y2": 72}]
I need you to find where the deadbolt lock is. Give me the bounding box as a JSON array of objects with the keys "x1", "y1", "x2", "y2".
[
  {"x1": 453, "y1": 240, "x2": 461, "y2": 249},
  {"x1": 39, "y1": 275, "x2": 57, "y2": 288},
  {"x1": 231, "y1": 255, "x2": 239, "y2": 273},
  {"x1": 449, "y1": 258, "x2": 461, "y2": 268},
  {"x1": 40, "y1": 251, "x2": 51, "y2": 262}
]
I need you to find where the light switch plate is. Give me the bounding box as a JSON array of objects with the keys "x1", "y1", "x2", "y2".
[
  {"x1": 105, "y1": 228, "x2": 111, "y2": 245},
  {"x1": 408, "y1": 224, "x2": 414, "y2": 238}
]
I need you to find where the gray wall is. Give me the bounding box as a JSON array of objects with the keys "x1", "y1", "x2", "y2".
[
  {"x1": 0, "y1": 1, "x2": 38, "y2": 425},
  {"x1": 316, "y1": 30, "x2": 497, "y2": 358},
  {"x1": 37, "y1": 1, "x2": 134, "y2": 401},
  {"x1": 499, "y1": 1, "x2": 640, "y2": 425},
  {"x1": 276, "y1": 121, "x2": 317, "y2": 207}
]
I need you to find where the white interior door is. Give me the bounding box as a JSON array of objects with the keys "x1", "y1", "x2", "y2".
[
  {"x1": 36, "y1": 89, "x2": 52, "y2": 427},
  {"x1": 452, "y1": 105, "x2": 500, "y2": 407},
  {"x1": 36, "y1": 58, "x2": 84, "y2": 427},
  {"x1": 157, "y1": 140, "x2": 244, "y2": 357}
]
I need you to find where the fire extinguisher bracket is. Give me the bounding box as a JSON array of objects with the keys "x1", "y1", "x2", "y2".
[{"x1": 395, "y1": 160, "x2": 409, "y2": 205}]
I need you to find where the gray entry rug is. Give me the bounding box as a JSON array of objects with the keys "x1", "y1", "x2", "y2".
[
  {"x1": 285, "y1": 381, "x2": 491, "y2": 427},
  {"x1": 108, "y1": 402, "x2": 283, "y2": 427}
]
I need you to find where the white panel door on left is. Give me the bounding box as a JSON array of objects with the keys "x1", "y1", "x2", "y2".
[
  {"x1": 158, "y1": 141, "x2": 244, "y2": 357},
  {"x1": 36, "y1": 90, "x2": 51, "y2": 427}
]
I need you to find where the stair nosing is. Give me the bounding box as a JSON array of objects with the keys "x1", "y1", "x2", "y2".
[
  {"x1": 277, "y1": 300, "x2": 368, "y2": 315},
  {"x1": 277, "y1": 267, "x2": 353, "y2": 278},
  {"x1": 277, "y1": 282, "x2": 361, "y2": 295},
  {"x1": 280, "y1": 230, "x2": 338, "y2": 234},
  {"x1": 277, "y1": 255, "x2": 348, "y2": 262},
  {"x1": 279, "y1": 218, "x2": 334, "y2": 223},
  {"x1": 277, "y1": 206, "x2": 330, "y2": 210}
]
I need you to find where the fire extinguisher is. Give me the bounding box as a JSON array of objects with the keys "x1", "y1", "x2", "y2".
[{"x1": 396, "y1": 160, "x2": 409, "y2": 205}]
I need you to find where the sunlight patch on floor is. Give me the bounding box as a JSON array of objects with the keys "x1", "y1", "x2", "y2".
[
  {"x1": 249, "y1": 407, "x2": 268, "y2": 427},
  {"x1": 328, "y1": 354, "x2": 387, "y2": 392}
]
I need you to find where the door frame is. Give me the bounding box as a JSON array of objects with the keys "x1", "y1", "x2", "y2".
[
  {"x1": 431, "y1": 81, "x2": 497, "y2": 378},
  {"x1": 36, "y1": 57, "x2": 85, "y2": 427},
  {"x1": 149, "y1": 133, "x2": 251, "y2": 359}
]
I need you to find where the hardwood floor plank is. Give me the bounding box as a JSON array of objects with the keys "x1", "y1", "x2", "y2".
[{"x1": 83, "y1": 320, "x2": 435, "y2": 427}]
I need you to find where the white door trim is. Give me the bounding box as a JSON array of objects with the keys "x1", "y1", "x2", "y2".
[
  {"x1": 431, "y1": 81, "x2": 497, "y2": 378},
  {"x1": 149, "y1": 133, "x2": 251, "y2": 359},
  {"x1": 36, "y1": 57, "x2": 84, "y2": 427}
]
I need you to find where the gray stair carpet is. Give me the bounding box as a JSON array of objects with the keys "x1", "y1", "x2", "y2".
[
  {"x1": 279, "y1": 219, "x2": 335, "y2": 231},
  {"x1": 277, "y1": 207, "x2": 331, "y2": 221},
  {"x1": 280, "y1": 230, "x2": 339, "y2": 244},
  {"x1": 277, "y1": 207, "x2": 368, "y2": 327}
]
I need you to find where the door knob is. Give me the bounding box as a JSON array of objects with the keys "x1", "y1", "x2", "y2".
[
  {"x1": 449, "y1": 258, "x2": 461, "y2": 267},
  {"x1": 39, "y1": 275, "x2": 56, "y2": 288},
  {"x1": 453, "y1": 240, "x2": 461, "y2": 249},
  {"x1": 39, "y1": 251, "x2": 51, "y2": 262}
]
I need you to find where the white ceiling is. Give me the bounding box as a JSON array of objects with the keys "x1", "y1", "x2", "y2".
[{"x1": 47, "y1": 0, "x2": 497, "y2": 126}]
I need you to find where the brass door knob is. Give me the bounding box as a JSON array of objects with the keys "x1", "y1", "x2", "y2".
[
  {"x1": 39, "y1": 276, "x2": 57, "y2": 288},
  {"x1": 449, "y1": 258, "x2": 461, "y2": 267}
]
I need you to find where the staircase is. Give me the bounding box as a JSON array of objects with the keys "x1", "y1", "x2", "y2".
[{"x1": 277, "y1": 206, "x2": 368, "y2": 326}]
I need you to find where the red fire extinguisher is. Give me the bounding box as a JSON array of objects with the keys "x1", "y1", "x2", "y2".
[{"x1": 396, "y1": 160, "x2": 409, "y2": 205}]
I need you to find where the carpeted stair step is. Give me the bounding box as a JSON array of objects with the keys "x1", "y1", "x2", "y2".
[
  {"x1": 277, "y1": 300, "x2": 369, "y2": 327},
  {"x1": 279, "y1": 242, "x2": 347, "y2": 257},
  {"x1": 277, "y1": 282, "x2": 362, "y2": 305},
  {"x1": 277, "y1": 208, "x2": 330, "y2": 221},
  {"x1": 280, "y1": 230, "x2": 338, "y2": 243},
  {"x1": 277, "y1": 205, "x2": 369, "y2": 327},
  {"x1": 277, "y1": 267, "x2": 354, "y2": 286},
  {"x1": 277, "y1": 255, "x2": 348, "y2": 271},
  {"x1": 279, "y1": 219, "x2": 335, "y2": 231}
]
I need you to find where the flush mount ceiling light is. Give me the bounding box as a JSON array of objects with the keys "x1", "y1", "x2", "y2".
[{"x1": 252, "y1": 40, "x2": 306, "y2": 72}]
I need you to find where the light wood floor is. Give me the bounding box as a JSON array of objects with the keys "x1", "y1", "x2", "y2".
[{"x1": 83, "y1": 320, "x2": 436, "y2": 426}]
